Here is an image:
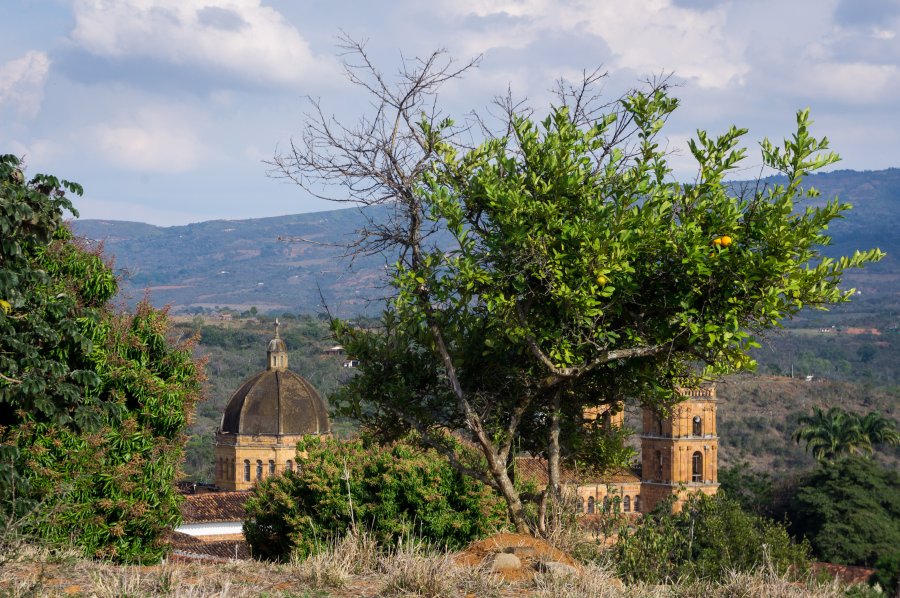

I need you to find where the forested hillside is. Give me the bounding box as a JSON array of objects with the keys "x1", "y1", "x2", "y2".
[
  {"x1": 72, "y1": 168, "x2": 899, "y2": 483},
  {"x1": 72, "y1": 168, "x2": 900, "y2": 318}
]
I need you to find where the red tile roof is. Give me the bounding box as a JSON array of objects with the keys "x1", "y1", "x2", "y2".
[
  {"x1": 167, "y1": 531, "x2": 250, "y2": 561},
  {"x1": 515, "y1": 456, "x2": 640, "y2": 486},
  {"x1": 180, "y1": 491, "x2": 249, "y2": 523}
]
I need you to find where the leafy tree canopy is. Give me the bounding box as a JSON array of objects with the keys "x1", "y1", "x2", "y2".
[
  {"x1": 787, "y1": 456, "x2": 900, "y2": 567},
  {"x1": 792, "y1": 406, "x2": 899, "y2": 462},
  {"x1": 0, "y1": 154, "x2": 203, "y2": 563},
  {"x1": 274, "y1": 44, "x2": 883, "y2": 534}
]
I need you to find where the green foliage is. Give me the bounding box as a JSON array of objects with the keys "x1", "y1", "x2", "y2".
[
  {"x1": 792, "y1": 406, "x2": 899, "y2": 462},
  {"x1": 870, "y1": 552, "x2": 900, "y2": 594},
  {"x1": 334, "y1": 83, "x2": 882, "y2": 529},
  {"x1": 718, "y1": 463, "x2": 775, "y2": 517},
  {"x1": 243, "y1": 435, "x2": 506, "y2": 561},
  {"x1": 787, "y1": 456, "x2": 900, "y2": 567},
  {"x1": 0, "y1": 155, "x2": 203, "y2": 563},
  {"x1": 613, "y1": 493, "x2": 809, "y2": 584}
]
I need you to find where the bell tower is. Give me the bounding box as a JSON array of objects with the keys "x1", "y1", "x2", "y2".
[{"x1": 639, "y1": 386, "x2": 719, "y2": 512}]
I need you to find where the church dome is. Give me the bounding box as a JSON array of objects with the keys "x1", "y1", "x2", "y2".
[{"x1": 219, "y1": 321, "x2": 330, "y2": 436}]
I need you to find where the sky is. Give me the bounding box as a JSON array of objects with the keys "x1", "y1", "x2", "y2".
[{"x1": 2, "y1": 0, "x2": 899, "y2": 226}]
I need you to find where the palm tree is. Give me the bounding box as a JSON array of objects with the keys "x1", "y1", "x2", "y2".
[
  {"x1": 792, "y1": 406, "x2": 869, "y2": 462},
  {"x1": 859, "y1": 411, "x2": 900, "y2": 449}
]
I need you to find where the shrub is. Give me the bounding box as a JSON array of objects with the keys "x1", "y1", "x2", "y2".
[
  {"x1": 243, "y1": 435, "x2": 506, "y2": 560},
  {"x1": 0, "y1": 155, "x2": 203, "y2": 563},
  {"x1": 787, "y1": 456, "x2": 900, "y2": 567},
  {"x1": 614, "y1": 492, "x2": 809, "y2": 583}
]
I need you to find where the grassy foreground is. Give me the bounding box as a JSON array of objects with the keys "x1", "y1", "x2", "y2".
[{"x1": 0, "y1": 535, "x2": 875, "y2": 598}]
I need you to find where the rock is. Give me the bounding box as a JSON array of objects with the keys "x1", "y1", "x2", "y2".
[
  {"x1": 536, "y1": 561, "x2": 578, "y2": 576},
  {"x1": 504, "y1": 546, "x2": 536, "y2": 558},
  {"x1": 488, "y1": 552, "x2": 522, "y2": 572}
]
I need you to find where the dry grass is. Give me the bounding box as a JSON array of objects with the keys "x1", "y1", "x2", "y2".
[{"x1": 0, "y1": 535, "x2": 877, "y2": 598}]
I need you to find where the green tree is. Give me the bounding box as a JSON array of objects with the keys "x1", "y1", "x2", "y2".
[
  {"x1": 859, "y1": 411, "x2": 900, "y2": 450},
  {"x1": 275, "y1": 43, "x2": 882, "y2": 534},
  {"x1": 787, "y1": 456, "x2": 900, "y2": 566},
  {"x1": 243, "y1": 435, "x2": 506, "y2": 560},
  {"x1": 0, "y1": 155, "x2": 203, "y2": 563},
  {"x1": 792, "y1": 407, "x2": 899, "y2": 462}
]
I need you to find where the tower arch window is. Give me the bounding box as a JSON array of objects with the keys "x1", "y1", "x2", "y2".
[
  {"x1": 243, "y1": 460, "x2": 251, "y2": 482},
  {"x1": 634, "y1": 495, "x2": 641, "y2": 513},
  {"x1": 693, "y1": 415, "x2": 703, "y2": 437},
  {"x1": 269, "y1": 460, "x2": 276, "y2": 475},
  {"x1": 656, "y1": 417, "x2": 663, "y2": 436},
  {"x1": 655, "y1": 450, "x2": 663, "y2": 481},
  {"x1": 692, "y1": 451, "x2": 703, "y2": 483},
  {"x1": 624, "y1": 496, "x2": 631, "y2": 512},
  {"x1": 587, "y1": 496, "x2": 595, "y2": 514},
  {"x1": 286, "y1": 459, "x2": 293, "y2": 473},
  {"x1": 256, "y1": 460, "x2": 263, "y2": 480}
]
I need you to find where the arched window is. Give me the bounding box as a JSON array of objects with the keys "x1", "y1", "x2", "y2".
[
  {"x1": 656, "y1": 417, "x2": 663, "y2": 436},
  {"x1": 269, "y1": 460, "x2": 276, "y2": 475},
  {"x1": 256, "y1": 460, "x2": 263, "y2": 480},
  {"x1": 243, "y1": 460, "x2": 251, "y2": 482},
  {"x1": 603, "y1": 496, "x2": 610, "y2": 512},
  {"x1": 655, "y1": 450, "x2": 663, "y2": 481},
  {"x1": 624, "y1": 496, "x2": 631, "y2": 512},
  {"x1": 693, "y1": 415, "x2": 703, "y2": 437},
  {"x1": 230, "y1": 459, "x2": 235, "y2": 480},
  {"x1": 587, "y1": 496, "x2": 595, "y2": 514},
  {"x1": 692, "y1": 451, "x2": 703, "y2": 483},
  {"x1": 286, "y1": 459, "x2": 293, "y2": 473},
  {"x1": 634, "y1": 495, "x2": 641, "y2": 512}
]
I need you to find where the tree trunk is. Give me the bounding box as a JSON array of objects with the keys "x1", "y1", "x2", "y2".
[{"x1": 543, "y1": 390, "x2": 562, "y2": 536}]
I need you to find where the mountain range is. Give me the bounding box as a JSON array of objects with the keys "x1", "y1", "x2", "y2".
[{"x1": 72, "y1": 168, "x2": 900, "y2": 317}]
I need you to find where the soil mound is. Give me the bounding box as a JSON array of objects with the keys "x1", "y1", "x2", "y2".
[{"x1": 455, "y1": 532, "x2": 578, "y2": 581}]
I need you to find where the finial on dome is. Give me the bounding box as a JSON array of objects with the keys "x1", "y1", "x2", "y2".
[{"x1": 275, "y1": 318, "x2": 280, "y2": 339}]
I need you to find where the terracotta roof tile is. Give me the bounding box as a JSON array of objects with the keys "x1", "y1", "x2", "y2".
[
  {"x1": 180, "y1": 491, "x2": 249, "y2": 523},
  {"x1": 515, "y1": 456, "x2": 640, "y2": 486}
]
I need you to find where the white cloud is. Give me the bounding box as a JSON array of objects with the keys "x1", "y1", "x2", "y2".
[
  {"x1": 801, "y1": 62, "x2": 899, "y2": 105},
  {"x1": 0, "y1": 51, "x2": 51, "y2": 119},
  {"x1": 87, "y1": 107, "x2": 208, "y2": 173},
  {"x1": 440, "y1": 0, "x2": 748, "y2": 88},
  {"x1": 69, "y1": 0, "x2": 323, "y2": 88}
]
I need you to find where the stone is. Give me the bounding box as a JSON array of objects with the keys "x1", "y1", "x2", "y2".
[
  {"x1": 488, "y1": 552, "x2": 522, "y2": 572},
  {"x1": 536, "y1": 561, "x2": 578, "y2": 576}
]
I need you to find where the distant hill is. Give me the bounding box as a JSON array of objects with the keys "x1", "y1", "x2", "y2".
[
  {"x1": 72, "y1": 168, "x2": 900, "y2": 317},
  {"x1": 74, "y1": 208, "x2": 391, "y2": 316}
]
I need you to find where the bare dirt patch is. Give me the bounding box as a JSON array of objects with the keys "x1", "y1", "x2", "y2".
[{"x1": 455, "y1": 532, "x2": 579, "y2": 582}]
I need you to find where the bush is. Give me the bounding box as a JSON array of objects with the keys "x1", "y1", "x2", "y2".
[
  {"x1": 614, "y1": 492, "x2": 809, "y2": 583},
  {"x1": 870, "y1": 552, "x2": 900, "y2": 595},
  {"x1": 0, "y1": 155, "x2": 203, "y2": 563},
  {"x1": 243, "y1": 435, "x2": 506, "y2": 560},
  {"x1": 787, "y1": 456, "x2": 900, "y2": 567}
]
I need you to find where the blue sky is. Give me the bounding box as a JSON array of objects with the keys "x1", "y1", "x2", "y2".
[{"x1": 2, "y1": 0, "x2": 898, "y2": 225}]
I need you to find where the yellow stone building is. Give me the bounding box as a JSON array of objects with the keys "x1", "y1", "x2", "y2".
[
  {"x1": 564, "y1": 387, "x2": 719, "y2": 515},
  {"x1": 638, "y1": 386, "x2": 719, "y2": 512},
  {"x1": 214, "y1": 322, "x2": 331, "y2": 491}
]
